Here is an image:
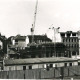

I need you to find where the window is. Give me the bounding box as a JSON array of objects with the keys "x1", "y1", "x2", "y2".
[
  {"x1": 69, "y1": 39, "x2": 70, "y2": 42},
  {"x1": 78, "y1": 62, "x2": 80, "y2": 65},
  {"x1": 23, "y1": 66, "x2": 26, "y2": 70},
  {"x1": 29, "y1": 65, "x2": 32, "y2": 69},
  {"x1": 67, "y1": 34, "x2": 70, "y2": 37},
  {"x1": 15, "y1": 40, "x2": 18, "y2": 42},
  {"x1": 75, "y1": 44, "x2": 77, "y2": 48},
  {"x1": 1, "y1": 67, "x2": 4, "y2": 70},
  {"x1": 72, "y1": 33, "x2": 76, "y2": 36},
  {"x1": 50, "y1": 64, "x2": 53, "y2": 68},
  {"x1": 69, "y1": 63, "x2": 72, "y2": 66},
  {"x1": 46, "y1": 65, "x2": 49, "y2": 71},
  {"x1": 72, "y1": 51, "x2": 76, "y2": 55},
  {"x1": 63, "y1": 39, "x2": 64, "y2": 42},
  {"x1": 72, "y1": 39, "x2": 73, "y2": 42},
  {"x1": 55, "y1": 64, "x2": 57, "y2": 69},
  {"x1": 66, "y1": 39, "x2": 67, "y2": 42},
  {"x1": 64, "y1": 63, "x2": 67, "y2": 67},
  {"x1": 61, "y1": 33, "x2": 65, "y2": 37}
]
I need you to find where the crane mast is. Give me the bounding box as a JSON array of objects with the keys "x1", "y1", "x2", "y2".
[{"x1": 31, "y1": 0, "x2": 38, "y2": 44}]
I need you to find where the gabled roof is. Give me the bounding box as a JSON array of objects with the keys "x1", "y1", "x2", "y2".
[
  {"x1": 28, "y1": 35, "x2": 52, "y2": 41},
  {"x1": 14, "y1": 35, "x2": 26, "y2": 40},
  {"x1": 8, "y1": 35, "x2": 26, "y2": 41}
]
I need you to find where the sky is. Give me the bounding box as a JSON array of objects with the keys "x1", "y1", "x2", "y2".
[{"x1": 0, "y1": 0, "x2": 80, "y2": 39}]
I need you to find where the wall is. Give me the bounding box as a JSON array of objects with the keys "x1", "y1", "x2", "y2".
[
  {"x1": 4, "y1": 61, "x2": 78, "y2": 71},
  {"x1": 61, "y1": 37, "x2": 79, "y2": 57},
  {"x1": 1, "y1": 66, "x2": 80, "y2": 79},
  {"x1": 17, "y1": 40, "x2": 27, "y2": 48}
]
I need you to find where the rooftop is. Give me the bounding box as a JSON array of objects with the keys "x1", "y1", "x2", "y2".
[
  {"x1": 15, "y1": 35, "x2": 26, "y2": 40},
  {"x1": 28, "y1": 35, "x2": 52, "y2": 41},
  {"x1": 60, "y1": 31, "x2": 77, "y2": 34},
  {"x1": 4, "y1": 57, "x2": 78, "y2": 66}
]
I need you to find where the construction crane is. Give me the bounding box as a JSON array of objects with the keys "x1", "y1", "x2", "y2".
[{"x1": 31, "y1": 0, "x2": 38, "y2": 44}]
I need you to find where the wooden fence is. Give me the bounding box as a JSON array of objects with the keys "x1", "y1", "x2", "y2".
[{"x1": 0, "y1": 66, "x2": 80, "y2": 79}]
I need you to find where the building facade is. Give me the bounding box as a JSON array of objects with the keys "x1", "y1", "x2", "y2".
[
  {"x1": 27, "y1": 35, "x2": 52, "y2": 45},
  {"x1": 8, "y1": 35, "x2": 27, "y2": 49},
  {"x1": 3, "y1": 57, "x2": 78, "y2": 71},
  {"x1": 7, "y1": 34, "x2": 66, "y2": 59},
  {"x1": 24, "y1": 42, "x2": 66, "y2": 58},
  {"x1": 77, "y1": 31, "x2": 80, "y2": 56},
  {"x1": 0, "y1": 33, "x2": 7, "y2": 59},
  {"x1": 60, "y1": 31, "x2": 79, "y2": 58},
  {"x1": 7, "y1": 35, "x2": 28, "y2": 59}
]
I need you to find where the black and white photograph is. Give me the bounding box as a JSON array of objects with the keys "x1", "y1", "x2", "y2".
[{"x1": 0, "y1": 0, "x2": 80, "y2": 79}]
